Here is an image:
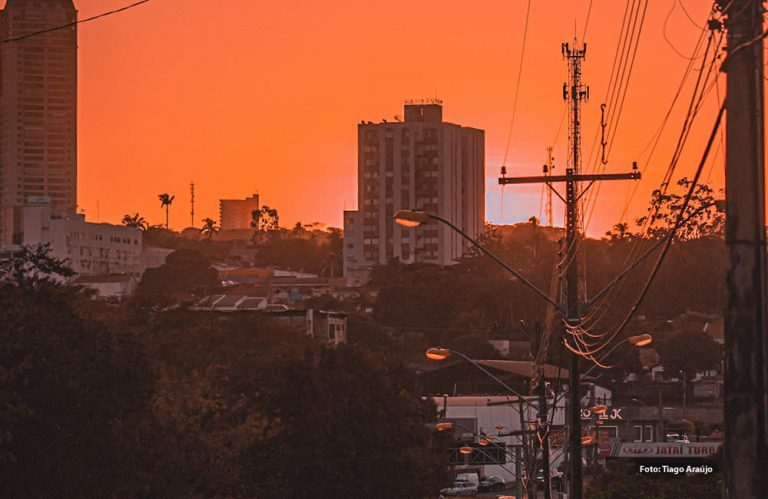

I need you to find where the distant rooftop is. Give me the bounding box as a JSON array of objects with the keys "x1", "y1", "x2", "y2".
[{"x1": 404, "y1": 98, "x2": 443, "y2": 106}]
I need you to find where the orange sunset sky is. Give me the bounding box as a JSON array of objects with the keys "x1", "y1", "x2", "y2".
[{"x1": 59, "y1": 0, "x2": 724, "y2": 236}]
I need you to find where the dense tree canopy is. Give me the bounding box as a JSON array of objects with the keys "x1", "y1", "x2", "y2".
[
  {"x1": 134, "y1": 249, "x2": 219, "y2": 305},
  {"x1": 0, "y1": 248, "x2": 450, "y2": 496},
  {"x1": 0, "y1": 247, "x2": 149, "y2": 496},
  {"x1": 654, "y1": 329, "x2": 723, "y2": 377}
]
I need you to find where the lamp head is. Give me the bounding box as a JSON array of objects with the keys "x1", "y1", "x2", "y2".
[
  {"x1": 588, "y1": 404, "x2": 609, "y2": 415},
  {"x1": 393, "y1": 209, "x2": 431, "y2": 228},
  {"x1": 426, "y1": 347, "x2": 452, "y2": 361},
  {"x1": 628, "y1": 333, "x2": 653, "y2": 347}
]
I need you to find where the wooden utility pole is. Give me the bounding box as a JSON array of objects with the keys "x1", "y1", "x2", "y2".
[
  {"x1": 499, "y1": 42, "x2": 640, "y2": 499},
  {"x1": 718, "y1": 1, "x2": 768, "y2": 497}
]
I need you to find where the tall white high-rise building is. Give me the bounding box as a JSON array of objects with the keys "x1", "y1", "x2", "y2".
[
  {"x1": 344, "y1": 100, "x2": 484, "y2": 286},
  {"x1": 0, "y1": 0, "x2": 78, "y2": 246}
]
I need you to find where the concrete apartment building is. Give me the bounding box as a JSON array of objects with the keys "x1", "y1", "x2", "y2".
[
  {"x1": 0, "y1": 0, "x2": 78, "y2": 246},
  {"x1": 343, "y1": 100, "x2": 484, "y2": 286},
  {"x1": 22, "y1": 196, "x2": 142, "y2": 276},
  {"x1": 219, "y1": 193, "x2": 260, "y2": 230}
]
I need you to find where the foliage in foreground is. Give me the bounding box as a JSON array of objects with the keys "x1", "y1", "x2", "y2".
[
  {"x1": 0, "y1": 247, "x2": 450, "y2": 497},
  {"x1": 585, "y1": 461, "x2": 722, "y2": 499}
]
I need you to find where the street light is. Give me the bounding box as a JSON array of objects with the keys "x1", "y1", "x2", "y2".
[
  {"x1": 435, "y1": 421, "x2": 521, "y2": 477},
  {"x1": 588, "y1": 405, "x2": 608, "y2": 415},
  {"x1": 426, "y1": 347, "x2": 451, "y2": 361},
  {"x1": 628, "y1": 333, "x2": 653, "y2": 347},
  {"x1": 393, "y1": 209, "x2": 432, "y2": 227},
  {"x1": 424, "y1": 347, "x2": 540, "y2": 411}
]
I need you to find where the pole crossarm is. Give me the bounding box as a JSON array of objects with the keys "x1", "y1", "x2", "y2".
[{"x1": 498, "y1": 171, "x2": 640, "y2": 185}]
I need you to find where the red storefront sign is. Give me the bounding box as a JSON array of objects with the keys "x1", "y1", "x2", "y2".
[{"x1": 609, "y1": 442, "x2": 721, "y2": 458}]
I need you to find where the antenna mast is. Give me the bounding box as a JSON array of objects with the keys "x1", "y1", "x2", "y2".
[
  {"x1": 190, "y1": 181, "x2": 195, "y2": 227},
  {"x1": 544, "y1": 146, "x2": 554, "y2": 226}
]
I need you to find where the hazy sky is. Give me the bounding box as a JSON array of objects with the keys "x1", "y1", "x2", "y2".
[{"x1": 51, "y1": 0, "x2": 723, "y2": 235}]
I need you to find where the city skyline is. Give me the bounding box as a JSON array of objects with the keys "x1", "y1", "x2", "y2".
[{"x1": 52, "y1": 0, "x2": 720, "y2": 236}]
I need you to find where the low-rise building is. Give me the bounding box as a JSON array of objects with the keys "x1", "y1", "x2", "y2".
[
  {"x1": 265, "y1": 308, "x2": 347, "y2": 346},
  {"x1": 74, "y1": 274, "x2": 139, "y2": 299},
  {"x1": 21, "y1": 197, "x2": 142, "y2": 276},
  {"x1": 194, "y1": 294, "x2": 268, "y2": 312}
]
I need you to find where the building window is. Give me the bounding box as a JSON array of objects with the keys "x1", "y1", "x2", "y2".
[
  {"x1": 634, "y1": 425, "x2": 654, "y2": 442},
  {"x1": 644, "y1": 425, "x2": 654, "y2": 442}
]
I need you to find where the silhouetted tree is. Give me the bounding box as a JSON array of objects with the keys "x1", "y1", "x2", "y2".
[
  {"x1": 635, "y1": 178, "x2": 724, "y2": 240},
  {"x1": 134, "y1": 249, "x2": 218, "y2": 306},
  {"x1": 121, "y1": 212, "x2": 148, "y2": 230},
  {"x1": 250, "y1": 205, "x2": 279, "y2": 232},
  {"x1": 200, "y1": 217, "x2": 219, "y2": 240},
  {"x1": 158, "y1": 193, "x2": 175, "y2": 229},
  {"x1": 655, "y1": 329, "x2": 722, "y2": 377}
]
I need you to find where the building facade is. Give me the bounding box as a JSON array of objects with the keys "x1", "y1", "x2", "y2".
[
  {"x1": 0, "y1": 0, "x2": 78, "y2": 246},
  {"x1": 343, "y1": 100, "x2": 484, "y2": 286},
  {"x1": 22, "y1": 197, "x2": 142, "y2": 276},
  {"x1": 219, "y1": 193, "x2": 259, "y2": 230}
]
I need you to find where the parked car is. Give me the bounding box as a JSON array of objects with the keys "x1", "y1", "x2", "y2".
[
  {"x1": 478, "y1": 475, "x2": 506, "y2": 492},
  {"x1": 440, "y1": 480, "x2": 478, "y2": 496},
  {"x1": 535, "y1": 468, "x2": 564, "y2": 489},
  {"x1": 666, "y1": 432, "x2": 690, "y2": 443}
]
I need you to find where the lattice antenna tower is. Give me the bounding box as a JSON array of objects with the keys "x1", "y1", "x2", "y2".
[{"x1": 190, "y1": 181, "x2": 196, "y2": 227}]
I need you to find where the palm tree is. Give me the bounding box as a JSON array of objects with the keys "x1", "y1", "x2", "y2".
[
  {"x1": 201, "y1": 217, "x2": 219, "y2": 240},
  {"x1": 158, "y1": 193, "x2": 175, "y2": 229},
  {"x1": 121, "y1": 212, "x2": 148, "y2": 230}
]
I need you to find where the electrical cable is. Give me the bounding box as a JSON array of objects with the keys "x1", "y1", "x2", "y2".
[
  {"x1": 576, "y1": 23, "x2": 721, "y2": 332},
  {"x1": 565, "y1": 99, "x2": 725, "y2": 357},
  {"x1": 1, "y1": 0, "x2": 151, "y2": 43},
  {"x1": 501, "y1": 0, "x2": 533, "y2": 168}
]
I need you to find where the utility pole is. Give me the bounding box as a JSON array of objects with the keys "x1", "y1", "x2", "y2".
[
  {"x1": 499, "y1": 42, "x2": 640, "y2": 499},
  {"x1": 718, "y1": 1, "x2": 768, "y2": 497}
]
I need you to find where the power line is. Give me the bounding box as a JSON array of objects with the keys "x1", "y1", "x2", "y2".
[
  {"x1": 581, "y1": 0, "x2": 594, "y2": 43},
  {"x1": 564, "y1": 99, "x2": 726, "y2": 358},
  {"x1": 501, "y1": 0, "x2": 533, "y2": 168},
  {"x1": 577, "y1": 25, "x2": 721, "y2": 333},
  {"x1": 663, "y1": 0, "x2": 705, "y2": 59},
  {"x1": 1, "y1": 0, "x2": 151, "y2": 44}
]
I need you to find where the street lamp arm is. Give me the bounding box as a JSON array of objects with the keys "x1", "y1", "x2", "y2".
[
  {"x1": 448, "y1": 349, "x2": 541, "y2": 411},
  {"x1": 440, "y1": 421, "x2": 522, "y2": 464},
  {"x1": 427, "y1": 213, "x2": 565, "y2": 313}
]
